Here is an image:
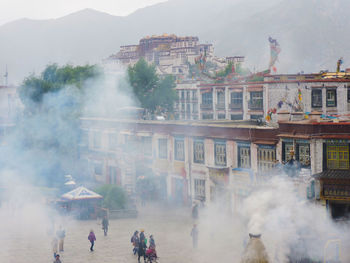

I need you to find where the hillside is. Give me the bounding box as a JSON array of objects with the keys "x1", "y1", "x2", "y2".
[{"x1": 0, "y1": 0, "x2": 349, "y2": 83}]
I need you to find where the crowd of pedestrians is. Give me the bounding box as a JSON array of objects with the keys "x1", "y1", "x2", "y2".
[{"x1": 131, "y1": 229, "x2": 157, "y2": 262}]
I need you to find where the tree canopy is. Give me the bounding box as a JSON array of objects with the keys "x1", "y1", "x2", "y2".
[
  {"x1": 95, "y1": 184, "x2": 127, "y2": 210},
  {"x1": 19, "y1": 64, "x2": 100, "y2": 112},
  {"x1": 127, "y1": 58, "x2": 177, "y2": 113}
]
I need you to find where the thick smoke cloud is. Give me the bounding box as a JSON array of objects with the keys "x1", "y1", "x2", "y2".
[{"x1": 0, "y1": 64, "x2": 136, "y2": 261}]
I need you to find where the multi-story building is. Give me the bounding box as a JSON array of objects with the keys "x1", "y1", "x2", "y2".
[
  {"x1": 79, "y1": 118, "x2": 281, "y2": 211},
  {"x1": 175, "y1": 72, "x2": 350, "y2": 121},
  {"x1": 79, "y1": 114, "x2": 350, "y2": 219},
  {"x1": 106, "y1": 34, "x2": 214, "y2": 77},
  {"x1": 278, "y1": 117, "x2": 350, "y2": 219}
]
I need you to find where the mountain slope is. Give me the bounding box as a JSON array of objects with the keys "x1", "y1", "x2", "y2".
[{"x1": 0, "y1": 0, "x2": 349, "y2": 83}]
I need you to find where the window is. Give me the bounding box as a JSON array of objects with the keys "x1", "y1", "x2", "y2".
[
  {"x1": 230, "y1": 92, "x2": 243, "y2": 109},
  {"x1": 215, "y1": 141, "x2": 226, "y2": 166},
  {"x1": 108, "y1": 166, "x2": 117, "y2": 184},
  {"x1": 202, "y1": 92, "x2": 213, "y2": 105},
  {"x1": 142, "y1": 137, "x2": 152, "y2": 156},
  {"x1": 93, "y1": 131, "x2": 101, "y2": 149},
  {"x1": 347, "y1": 87, "x2": 350, "y2": 103},
  {"x1": 218, "y1": 113, "x2": 226, "y2": 119},
  {"x1": 326, "y1": 89, "x2": 337, "y2": 107},
  {"x1": 187, "y1": 91, "x2": 190, "y2": 100},
  {"x1": 238, "y1": 146, "x2": 250, "y2": 168},
  {"x1": 251, "y1": 115, "x2": 263, "y2": 120},
  {"x1": 249, "y1": 91, "x2": 263, "y2": 110},
  {"x1": 94, "y1": 161, "x2": 103, "y2": 175},
  {"x1": 327, "y1": 145, "x2": 349, "y2": 170},
  {"x1": 108, "y1": 133, "x2": 117, "y2": 150},
  {"x1": 231, "y1": 114, "x2": 243, "y2": 120},
  {"x1": 194, "y1": 179, "x2": 206, "y2": 200},
  {"x1": 192, "y1": 90, "x2": 197, "y2": 100},
  {"x1": 202, "y1": 113, "x2": 213, "y2": 120},
  {"x1": 297, "y1": 144, "x2": 310, "y2": 167},
  {"x1": 187, "y1": 104, "x2": 191, "y2": 112},
  {"x1": 192, "y1": 104, "x2": 198, "y2": 113},
  {"x1": 312, "y1": 89, "x2": 322, "y2": 107},
  {"x1": 282, "y1": 142, "x2": 294, "y2": 162},
  {"x1": 181, "y1": 91, "x2": 185, "y2": 99},
  {"x1": 158, "y1": 139, "x2": 168, "y2": 159},
  {"x1": 217, "y1": 90, "x2": 225, "y2": 106},
  {"x1": 194, "y1": 139, "x2": 205, "y2": 164},
  {"x1": 258, "y1": 146, "x2": 276, "y2": 172},
  {"x1": 175, "y1": 138, "x2": 185, "y2": 161}
]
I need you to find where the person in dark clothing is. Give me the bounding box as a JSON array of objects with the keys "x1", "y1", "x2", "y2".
[
  {"x1": 138, "y1": 237, "x2": 147, "y2": 262},
  {"x1": 131, "y1": 231, "x2": 139, "y2": 255},
  {"x1": 88, "y1": 230, "x2": 96, "y2": 251},
  {"x1": 149, "y1": 235, "x2": 155, "y2": 249},
  {"x1": 191, "y1": 224, "x2": 198, "y2": 248},
  {"x1": 102, "y1": 216, "x2": 109, "y2": 236},
  {"x1": 53, "y1": 254, "x2": 62, "y2": 263},
  {"x1": 140, "y1": 229, "x2": 145, "y2": 240},
  {"x1": 192, "y1": 204, "x2": 199, "y2": 220}
]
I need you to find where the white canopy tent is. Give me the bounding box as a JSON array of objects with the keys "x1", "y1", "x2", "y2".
[{"x1": 61, "y1": 186, "x2": 102, "y2": 201}]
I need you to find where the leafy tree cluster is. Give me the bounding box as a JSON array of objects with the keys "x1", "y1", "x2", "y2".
[
  {"x1": 95, "y1": 184, "x2": 127, "y2": 210},
  {"x1": 215, "y1": 62, "x2": 234, "y2": 79},
  {"x1": 19, "y1": 64, "x2": 100, "y2": 112},
  {"x1": 127, "y1": 58, "x2": 177, "y2": 113},
  {"x1": 16, "y1": 64, "x2": 100, "y2": 186}
]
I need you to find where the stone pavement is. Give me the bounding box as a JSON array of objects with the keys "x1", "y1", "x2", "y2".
[{"x1": 1, "y1": 203, "x2": 243, "y2": 263}]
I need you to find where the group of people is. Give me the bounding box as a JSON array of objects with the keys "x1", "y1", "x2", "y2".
[{"x1": 131, "y1": 229, "x2": 157, "y2": 262}]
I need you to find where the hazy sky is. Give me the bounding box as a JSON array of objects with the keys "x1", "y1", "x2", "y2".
[{"x1": 0, "y1": 0, "x2": 167, "y2": 26}]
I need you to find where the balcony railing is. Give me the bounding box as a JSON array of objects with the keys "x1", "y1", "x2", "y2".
[
  {"x1": 200, "y1": 104, "x2": 213, "y2": 110},
  {"x1": 229, "y1": 103, "x2": 242, "y2": 110},
  {"x1": 248, "y1": 100, "x2": 263, "y2": 110},
  {"x1": 216, "y1": 103, "x2": 225, "y2": 110}
]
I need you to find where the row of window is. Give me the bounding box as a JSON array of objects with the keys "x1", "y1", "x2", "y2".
[
  {"x1": 201, "y1": 91, "x2": 263, "y2": 110},
  {"x1": 195, "y1": 88, "x2": 350, "y2": 112},
  {"x1": 88, "y1": 132, "x2": 350, "y2": 172},
  {"x1": 179, "y1": 90, "x2": 198, "y2": 100}
]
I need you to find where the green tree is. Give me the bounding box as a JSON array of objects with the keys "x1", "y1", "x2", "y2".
[
  {"x1": 19, "y1": 64, "x2": 100, "y2": 112},
  {"x1": 127, "y1": 58, "x2": 177, "y2": 113},
  {"x1": 16, "y1": 64, "x2": 101, "y2": 186},
  {"x1": 95, "y1": 184, "x2": 127, "y2": 210}
]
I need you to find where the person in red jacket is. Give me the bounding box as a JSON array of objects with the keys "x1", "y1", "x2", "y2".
[{"x1": 88, "y1": 230, "x2": 96, "y2": 251}]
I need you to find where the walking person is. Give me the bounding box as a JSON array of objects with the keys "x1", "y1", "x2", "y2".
[
  {"x1": 191, "y1": 224, "x2": 198, "y2": 248},
  {"x1": 140, "y1": 229, "x2": 145, "y2": 241},
  {"x1": 131, "y1": 231, "x2": 139, "y2": 255},
  {"x1": 88, "y1": 230, "x2": 96, "y2": 251},
  {"x1": 53, "y1": 254, "x2": 62, "y2": 263},
  {"x1": 102, "y1": 215, "x2": 109, "y2": 236},
  {"x1": 192, "y1": 203, "x2": 199, "y2": 220},
  {"x1": 52, "y1": 236, "x2": 58, "y2": 259},
  {"x1": 138, "y1": 236, "x2": 147, "y2": 263},
  {"x1": 56, "y1": 225, "x2": 66, "y2": 252}
]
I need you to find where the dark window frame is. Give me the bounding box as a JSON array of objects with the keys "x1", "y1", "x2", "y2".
[
  {"x1": 326, "y1": 88, "x2": 337, "y2": 107},
  {"x1": 215, "y1": 141, "x2": 227, "y2": 166},
  {"x1": 202, "y1": 92, "x2": 213, "y2": 105},
  {"x1": 238, "y1": 145, "x2": 251, "y2": 168},
  {"x1": 311, "y1": 89, "x2": 322, "y2": 108},
  {"x1": 174, "y1": 138, "x2": 185, "y2": 161},
  {"x1": 193, "y1": 139, "x2": 205, "y2": 164},
  {"x1": 230, "y1": 92, "x2": 243, "y2": 109},
  {"x1": 249, "y1": 91, "x2": 263, "y2": 110}
]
